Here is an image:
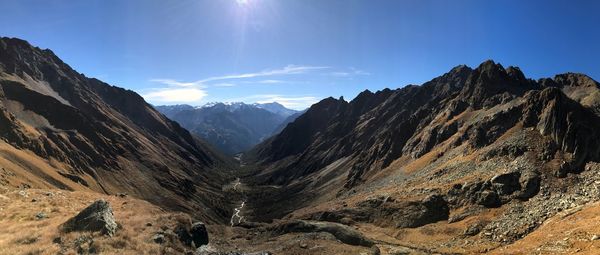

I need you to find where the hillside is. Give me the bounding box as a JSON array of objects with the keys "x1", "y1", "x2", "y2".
[
  {"x1": 236, "y1": 60, "x2": 600, "y2": 253},
  {"x1": 156, "y1": 102, "x2": 300, "y2": 155},
  {"x1": 0, "y1": 37, "x2": 234, "y2": 223}
]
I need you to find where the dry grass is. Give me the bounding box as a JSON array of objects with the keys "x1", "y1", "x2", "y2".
[{"x1": 0, "y1": 187, "x2": 192, "y2": 255}]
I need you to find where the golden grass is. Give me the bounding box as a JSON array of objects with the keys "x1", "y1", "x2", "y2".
[{"x1": 0, "y1": 188, "x2": 191, "y2": 255}]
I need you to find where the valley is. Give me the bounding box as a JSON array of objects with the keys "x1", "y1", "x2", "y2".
[{"x1": 2, "y1": 36, "x2": 600, "y2": 255}]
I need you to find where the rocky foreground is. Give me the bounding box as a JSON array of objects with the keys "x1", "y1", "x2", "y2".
[
  {"x1": 5, "y1": 181, "x2": 600, "y2": 255},
  {"x1": 0, "y1": 187, "x2": 385, "y2": 254}
]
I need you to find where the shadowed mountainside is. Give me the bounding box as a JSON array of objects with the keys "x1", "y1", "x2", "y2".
[
  {"x1": 244, "y1": 60, "x2": 600, "y2": 237},
  {"x1": 0, "y1": 37, "x2": 235, "y2": 223}
]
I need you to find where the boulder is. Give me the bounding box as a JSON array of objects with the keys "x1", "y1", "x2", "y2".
[
  {"x1": 35, "y1": 212, "x2": 48, "y2": 220},
  {"x1": 490, "y1": 172, "x2": 521, "y2": 196},
  {"x1": 190, "y1": 222, "x2": 209, "y2": 247},
  {"x1": 152, "y1": 233, "x2": 165, "y2": 244},
  {"x1": 516, "y1": 172, "x2": 541, "y2": 200},
  {"x1": 175, "y1": 221, "x2": 209, "y2": 248},
  {"x1": 274, "y1": 220, "x2": 374, "y2": 247},
  {"x1": 476, "y1": 190, "x2": 501, "y2": 208},
  {"x1": 391, "y1": 194, "x2": 449, "y2": 228},
  {"x1": 61, "y1": 199, "x2": 118, "y2": 236}
]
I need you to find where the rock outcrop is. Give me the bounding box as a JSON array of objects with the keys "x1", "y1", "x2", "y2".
[
  {"x1": 273, "y1": 220, "x2": 374, "y2": 247},
  {"x1": 309, "y1": 194, "x2": 449, "y2": 229},
  {"x1": 174, "y1": 221, "x2": 209, "y2": 248},
  {"x1": 61, "y1": 199, "x2": 118, "y2": 236}
]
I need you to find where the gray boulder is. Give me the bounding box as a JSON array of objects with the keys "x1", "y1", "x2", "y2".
[{"x1": 61, "y1": 199, "x2": 118, "y2": 236}]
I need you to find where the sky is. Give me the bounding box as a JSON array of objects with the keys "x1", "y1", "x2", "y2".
[{"x1": 0, "y1": 0, "x2": 599, "y2": 110}]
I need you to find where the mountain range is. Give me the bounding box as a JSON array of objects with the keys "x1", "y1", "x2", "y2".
[
  {"x1": 3, "y1": 37, "x2": 600, "y2": 254},
  {"x1": 240, "y1": 60, "x2": 600, "y2": 253},
  {"x1": 155, "y1": 102, "x2": 300, "y2": 155}
]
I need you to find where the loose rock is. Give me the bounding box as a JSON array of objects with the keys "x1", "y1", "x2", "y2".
[{"x1": 61, "y1": 199, "x2": 118, "y2": 236}]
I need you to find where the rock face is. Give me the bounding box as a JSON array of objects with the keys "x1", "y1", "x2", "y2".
[
  {"x1": 245, "y1": 59, "x2": 600, "y2": 225},
  {"x1": 250, "y1": 61, "x2": 600, "y2": 185},
  {"x1": 0, "y1": 37, "x2": 233, "y2": 223},
  {"x1": 61, "y1": 200, "x2": 118, "y2": 236},
  {"x1": 309, "y1": 194, "x2": 449, "y2": 229},
  {"x1": 156, "y1": 102, "x2": 299, "y2": 155},
  {"x1": 174, "y1": 221, "x2": 209, "y2": 248},
  {"x1": 446, "y1": 170, "x2": 541, "y2": 210},
  {"x1": 273, "y1": 220, "x2": 374, "y2": 247}
]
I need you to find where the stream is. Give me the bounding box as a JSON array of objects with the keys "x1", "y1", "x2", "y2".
[{"x1": 230, "y1": 178, "x2": 247, "y2": 226}]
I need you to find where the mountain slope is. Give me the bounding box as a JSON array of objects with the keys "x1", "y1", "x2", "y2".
[
  {"x1": 0, "y1": 37, "x2": 234, "y2": 223},
  {"x1": 156, "y1": 102, "x2": 299, "y2": 155},
  {"x1": 243, "y1": 59, "x2": 600, "y2": 246}
]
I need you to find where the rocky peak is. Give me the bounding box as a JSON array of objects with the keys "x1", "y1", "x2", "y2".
[
  {"x1": 554, "y1": 73, "x2": 599, "y2": 88},
  {"x1": 506, "y1": 66, "x2": 527, "y2": 82},
  {"x1": 448, "y1": 64, "x2": 473, "y2": 78},
  {"x1": 459, "y1": 60, "x2": 537, "y2": 108}
]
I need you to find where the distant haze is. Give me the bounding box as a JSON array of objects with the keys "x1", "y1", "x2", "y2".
[{"x1": 155, "y1": 102, "x2": 301, "y2": 155}]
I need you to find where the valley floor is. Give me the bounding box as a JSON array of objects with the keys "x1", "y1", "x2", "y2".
[{"x1": 4, "y1": 172, "x2": 600, "y2": 255}]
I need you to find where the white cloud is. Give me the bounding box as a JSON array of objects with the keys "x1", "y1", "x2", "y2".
[
  {"x1": 257, "y1": 79, "x2": 286, "y2": 84},
  {"x1": 330, "y1": 67, "x2": 371, "y2": 77},
  {"x1": 212, "y1": 83, "x2": 236, "y2": 87},
  {"x1": 150, "y1": 65, "x2": 329, "y2": 88},
  {"x1": 142, "y1": 88, "x2": 207, "y2": 103},
  {"x1": 149, "y1": 79, "x2": 205, "y2": 87},
  {"x1": 258, "y1": 96, "x2": 319, "y2": 109},
  {"x1": 233, "y1": 94, "x2": 319, "y2": 110},
  {"x1": 145, "y1": 65, "x2": 331, "y2": 105},
  {"x1": 200, "y1": 65, "x2": 329, "y2": 83}
]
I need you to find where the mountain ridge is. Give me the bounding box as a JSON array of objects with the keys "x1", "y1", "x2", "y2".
[
  {"x1": 0, "y1": 36, "x2": 234, "y2": 223},
  {"x1": 243, "y1": 59, "x2": 600, "y2": 227},
  {"x1": 155, "y1": 101, "x2": 300, "y2": 155}
]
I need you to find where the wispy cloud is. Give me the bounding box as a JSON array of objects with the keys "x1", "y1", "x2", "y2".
[
  {"x1": 201, "y1": 65, "x2": 329, "y2": 82},
  {"x1": 212, "y1": 83, "x2": 236, "y2": 87},
  {"x1": 150, "y1": 65, "x2": 329, "y2": 88},
  {"x1": 143, "y1": 65, "x2": 329, "y2": 104},
  {"x1": 143, "y1": 65, "x2": 366, "y2": 105},
  {"x1": 230, "y1": 94, "x2": 320, "y2": 110},
  {"x1": 257, "y1": 79, "x2": 287, "y2": 84},
  {"x1": 330, "y1": 67, "x2": 371, "y2": 77},
  {"x1": 142, "y1": 88, "x2": 207, "y2": 103},
  {"x1": 148, "y1": 79, "x2": 205, "y2": 87}
]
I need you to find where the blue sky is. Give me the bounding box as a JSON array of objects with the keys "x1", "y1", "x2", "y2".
[{"x1": 0, "y1": 0, "x2": 599, "y2": 109}]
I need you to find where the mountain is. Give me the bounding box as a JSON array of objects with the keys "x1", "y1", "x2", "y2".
[
  {"x1": 153, "y1": 104, "x2": 195, "y2": 117},
  {"x1": 0, "y1": 37, "x2": 234, "y2": 223},
  {"x1": 272, "y1": 109, "x2": 307, "y2": 135},
  {"x1": 239, "y1": 60, "x2": 600, "y2": 252},
  {"x1": 5, "y1": 37, "x2": 600, "y2": 253},
  {"x1": 252, "y1": 102, "x2": 298, "y2": 117},
  {"x1": 155, "y1": 102, "x2": 300, "y2": 155}
]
